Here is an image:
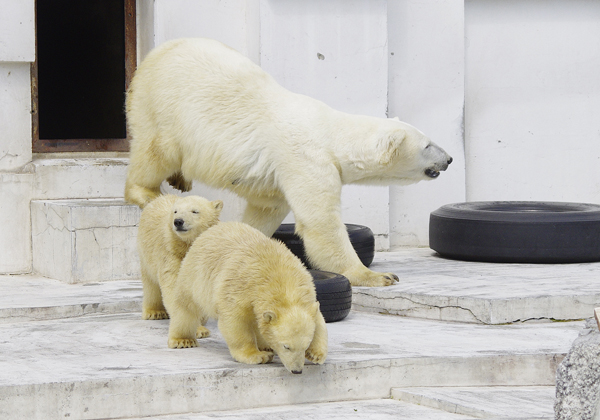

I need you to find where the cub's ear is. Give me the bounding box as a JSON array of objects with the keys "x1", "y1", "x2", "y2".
[
  {"x1": 212, "y1": 200, "x2": 224, "y2": 211},
  {"x1": 391, "y1": 116, "x2": 400, "y2": 121},
  {"x1": 263, "y1": 311, "x2": 277, "y2": 323},
  {"x1": 378, "y1": 129, "x2": 406, "y2": 165}
]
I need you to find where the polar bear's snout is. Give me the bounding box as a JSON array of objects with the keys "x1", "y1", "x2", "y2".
[
  {"x1": 423, "y1": 143, "x2": 453, "y2": 179},
  {"x1": 173, "y1": 218, "x2": 187, "y2": 231}
]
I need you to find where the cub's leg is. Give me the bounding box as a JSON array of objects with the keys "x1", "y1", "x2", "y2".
[
  {"x1": 218, "y1": 314, "x2": 273, "y2": 364},
  {"x1": 305, "y1": 312, "x2": 328, "y2": 365},
  {"x1": 166, "y1": 304, "x2": 201, "y2": 349},
  {"x1": 141, "y1": 266, "x2": 169, "y2": 320}
]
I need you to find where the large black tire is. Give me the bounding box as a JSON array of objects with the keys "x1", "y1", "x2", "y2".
[
  {"x1": 429, "y1": 201, "x2": 600, "y2": 263},
  {"x1": 273, "y1": 224, "x2": 375, "y2": 268},
  {"x1": 310, "y1": 270, "x2": 352, "y2": 323}
]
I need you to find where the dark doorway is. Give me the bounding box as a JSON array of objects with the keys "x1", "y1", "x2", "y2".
[{"x1": 32, "y1": 0, "x2": 136, "y2": 152}]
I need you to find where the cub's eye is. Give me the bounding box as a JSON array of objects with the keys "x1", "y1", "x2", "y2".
[
  {"x1": 283, "y1": 345, "x2": 290, "y2": 351},
  {"x1": 192, "y1": 210, "x2": 199, "y2": 214},
  {"x1": 174, "y1": 210, "x2": 178, "y2": 214}
]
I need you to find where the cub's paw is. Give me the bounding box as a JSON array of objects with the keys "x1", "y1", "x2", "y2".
[
  {"x1": 142, "y1": 309, "x2": 169, "y2": 320},
  {"x1": 168, "y1": 337, "x2": 198, "y2": 349},
  {"x1": 305, "y1": 347, "x2": 327, "y2": 365},
  {"x1": 234, "y1": 350, "x2": 274, "y2": 365},
  {"x1": 196, "y1": 326, "x2": 211, "y2": 338}
]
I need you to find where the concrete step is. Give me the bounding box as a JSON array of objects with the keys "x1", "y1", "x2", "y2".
[
  {"x1": 0, "y1": 308, "x2": 580, "y2": 419},
  {"x1": 392, "y1": 386, "x2": 555, "y2": 419},
  {"x1": 31, "y1": 198, "x2": 141, "y2": 283},
  {"x1": 115, "y1": 387, "x2": 554, "y2": 419},
  {"x1": 354, "y1": 248, "x2": 600, "y2": 324}
]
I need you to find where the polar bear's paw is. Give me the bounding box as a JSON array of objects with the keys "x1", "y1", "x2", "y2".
[
  {"x1": 196, "y1": 326, "x2": 211, "y2": 338},
  {"x1": 167, "y1": 172, "x2": 193, "y2": 192},
  {"x1": 345, "y1": 267, "x2": 399, "y2": 287},
  {"x1": 233, "y1": 349, "x2": 274, "y2": 365},
  {"x1": 142, "y1": 309, "x2": 169, "y2": 320},
  {"x1": 305, "y1": 347, "x2": 327, "y2": 365},
  {"x1": 168, "y1": 337, "x2": 198, "y2": 349}
]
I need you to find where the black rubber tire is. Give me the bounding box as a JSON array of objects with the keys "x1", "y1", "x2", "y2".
[
  {"x1": 273, "y1": 224, "x2": 375, "y2": 268},
  {"x1": 429, "y1": 201, "x2": 600, "y2": 263},
  {"x1": 310, "y1": 270, "x2": 352, "y2": 323}
]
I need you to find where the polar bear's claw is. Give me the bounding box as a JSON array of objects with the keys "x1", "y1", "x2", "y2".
[
  {"x1": 196, "y1": 326, "x2": 211, "y2": 338},
  {"x1": 168, "y1": 338, "x2": 198, "y2": 349},
  {"x1": 305, "y1": 349, "x2": 326, "y2": 365},
  {"x1": 235, "y1": 350, "x2": 274, "y2": 365},
  {"x1": 143, "y1": 310, "x2": 169, "y2": 320}
]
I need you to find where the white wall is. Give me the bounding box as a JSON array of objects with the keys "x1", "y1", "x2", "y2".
[
  {"x1": 0, "y1": 0, "x2": 35, "y2": 273},
  {"x1": 465, "y1": 0, "x2": 600, "y2": 204},
  {"x1": 260, "y1": 0, "x2": 391, "y2": 249},
  {"x1": 387, "y1": 0, "x2": 467, "y2": 247}
]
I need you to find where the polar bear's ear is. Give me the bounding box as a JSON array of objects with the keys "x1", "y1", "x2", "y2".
[
  {"x1": 263, "y1": 311, "x2": 277, "y2": 323},
  {"x1": 391, "y1": 116, "x2": 400, "y2": 121},
  {"x1": 212, "y1": 200, "x2": 224, "y2": 211},
  {"x1": 378, "y1": 129, "x2": 406, "y2": 165}
]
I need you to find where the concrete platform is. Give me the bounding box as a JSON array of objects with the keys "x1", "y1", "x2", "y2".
[
  {"x1": 0, "y1": 248, "x2": 594, "y2": 419},
  {"x1": 0, "y1": 310, "x2": 581, "y2": 419},
  {"x1": 354, "y1": 248, "x2": 600, "y2": 324}
]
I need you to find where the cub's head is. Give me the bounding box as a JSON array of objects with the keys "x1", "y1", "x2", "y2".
[
  {"x1": 351, "y1": 118, "x2": 453, "y2": 185},
  {"x1": 259, "y1": 304, "x2": 320, "y2": 374},
  {"x1": 171, "y1": 196, "x2": 223, "y2": 243}
]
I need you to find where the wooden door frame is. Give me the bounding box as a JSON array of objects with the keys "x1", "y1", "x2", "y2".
[{"x1": 31, "y1": 0, "x2": 136, "y2": 153}]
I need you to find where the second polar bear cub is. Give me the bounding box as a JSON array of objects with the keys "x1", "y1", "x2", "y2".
[
  {"x1": 167, "y1": 221, "x2": 328, "y2": 374},
  {"x1": 137, "y1": 194, "x2": 223, "y2": 321}
]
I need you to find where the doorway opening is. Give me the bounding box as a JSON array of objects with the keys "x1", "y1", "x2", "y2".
[{"x1": 32, "y1": 0, "x2": 136, "y2": 152}]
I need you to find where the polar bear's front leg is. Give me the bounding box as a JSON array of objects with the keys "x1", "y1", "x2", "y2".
[
  {"x1": 219, "y1": 316, "x2": 274, "y2": 365},
  {"x1": 283, "y1": 172, "x2": 398, "y2": 287},
  {"x1": 242, "y1": 200, "x2": 291, "y2": 237},
  {"x1": 305, "y1": 312, "x2": 328, "y2": 365}
]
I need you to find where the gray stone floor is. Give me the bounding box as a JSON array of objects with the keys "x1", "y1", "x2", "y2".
[{"x1": 0, "y1": 248, "x2": 596, "y2": 419}]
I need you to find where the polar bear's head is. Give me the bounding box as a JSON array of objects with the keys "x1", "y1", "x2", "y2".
[
  {"x1": 344, "y1": 118, "x2": 453, "y2": 185},
  {"x1": 259, "y1": 303, "x2": 320, "y2": 374},
  {"x1": 171, "y1": 196, "x2": 223, "y2": 243}
]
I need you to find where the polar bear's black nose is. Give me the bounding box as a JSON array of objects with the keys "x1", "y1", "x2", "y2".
[
  {"x1": 174, "y1": 219, "x2": 184, "y2": 228},
  {"x1": 447, "y1": 157, "x2": 453, "y2": 165},
  {"x1": 291, "y1": 370, "x2": 302, "y2": 374}
]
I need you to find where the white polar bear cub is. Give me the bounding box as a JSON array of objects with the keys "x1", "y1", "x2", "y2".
[
  {"x1": 125, "y1": 38, "x2": 453, "y2": 287},
  {"x1": 167, "y1": 221, "x2": 328, "y2": 374},
  {"x1": 137, "y1": 194, "x2": 223, "y2": 321}
]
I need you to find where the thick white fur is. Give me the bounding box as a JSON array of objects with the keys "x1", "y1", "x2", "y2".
[
  {"x1": 167, "y1": 221, "x2": 328, "y2": 374},
  {"x1": 125, "y1": 38, "x2": 452, "y2": 287},
  {"x1": 137, "y1": 194, "x2": 222, "y2": 325}
]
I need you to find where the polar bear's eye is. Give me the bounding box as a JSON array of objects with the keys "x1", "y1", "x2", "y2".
[
  {"x1": 192, "y1": 210, "x2": 199, "y2": 214},
  {"x1": 283, "y1": 345, "x2": 290, "y2": 351},
  {"x1": 174, "y1": 210, "x2": 178, "y2": 214}
]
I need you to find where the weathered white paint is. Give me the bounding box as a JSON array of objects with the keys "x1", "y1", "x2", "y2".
[
  {"x1": 387, "y1": 0, "x2": 467, "y2": 247},
  {"x1": 0, "y1": 0, "x2": 35, "y2": 62},
  {"x1": 465, "y1": 0, "x2": 600, "y2": 204},
  {"x1": 0, "y1": 63, "x2": 32, "y2": 171}
]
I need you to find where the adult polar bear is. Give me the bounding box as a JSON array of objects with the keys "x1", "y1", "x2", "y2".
[{"x1": 125, "y1": 38, "x2": 452, "y2": 287}]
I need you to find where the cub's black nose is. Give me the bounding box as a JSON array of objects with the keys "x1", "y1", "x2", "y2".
[
  {"x1": 291, "y1": 370, "x2": 302, "y2": 374},
  {"x1": 174, "y1": 219, "x2": 184, "y2": 228},
  {"x1": 447, "y1": 157, "x2": 453, "y2": 165}
]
